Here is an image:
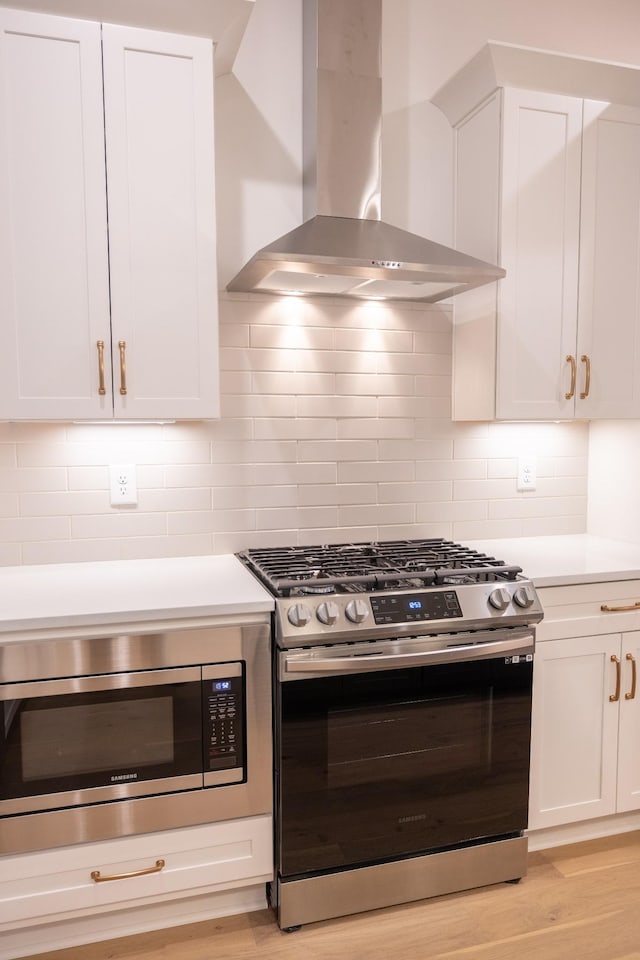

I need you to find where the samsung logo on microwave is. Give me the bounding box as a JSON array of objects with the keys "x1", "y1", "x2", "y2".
[
  {"x1": 110, "y1": 773, "x2": 138, "y2": 782},
  {"x1": 398, "y1": 813, "x2": 426, "y2": 824}
]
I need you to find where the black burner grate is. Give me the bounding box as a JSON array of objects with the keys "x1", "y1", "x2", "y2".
[{"x1": 236, "y1": 539, "x2": 522, "y2": 598}]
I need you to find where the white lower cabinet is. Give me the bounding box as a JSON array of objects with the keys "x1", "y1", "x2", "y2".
[
  {"x1": 0, "y1": 816, "x2": 272, "y2": 942},
  {"x1": 529, "y1": 585, "x2": 640, "y2": 830}
]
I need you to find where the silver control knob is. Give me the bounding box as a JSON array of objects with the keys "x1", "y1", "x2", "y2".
[
  {"x1": 345, "y1": 598, "x2": 370, "y2": 624},
  {"x1": 488, "y1": 587, "x2": 511, "y2": 611},
  {"x1": 317, "y1": 601, "x2": 340, "y2": 625},
  {"x1": 513, "y1": 584, "x2": 536, "y2": 608},
  {"x1": 287, "y1": 603, "x2": 312, "y2": 628}
]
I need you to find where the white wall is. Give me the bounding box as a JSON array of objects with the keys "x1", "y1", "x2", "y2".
[
  {"x1": 381, "y1": 0, "x2": 640, "y2": 245},
  {"x1": 7, "y1": 0, "x2": 640, "y2": 566},
  {"x1": 588, "y1": 422, "x2": 640, "y2": 542}
]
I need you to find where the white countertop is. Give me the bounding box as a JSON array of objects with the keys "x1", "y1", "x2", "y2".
[
  {"x1": 3, "y1": 536, "x2": 640, "y2": 636},
  {"x1": 464, "y1": 534, "x2": 640, "y2": 588},
  {"x1": 0, "y1": 554, "x2": 274, "y2": 635}
]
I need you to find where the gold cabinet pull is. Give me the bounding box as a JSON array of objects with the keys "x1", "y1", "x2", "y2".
[
  {"x1": 626, "y1": 653, "x2": 637, "y2": 701},
  {"x1": 96, "y1": 340, "x2": 106, "y2": 395},
  {"x1": 580, "y1": 354, "x2": 591, "y2": 399},
  {"x1": 610, "y1": 655, "x2": 621, "y2": 702},
  {"x1": 91, "y1": 858, "x2": 165, "y2": 883},
  {"x1": 118, "y1": 340, "x2": 127, "y2": 396},
  {"x1": 565, "y1": 354, "x2": 576, "y2": 400},
  {"x1": 601, "y1": 601, "x2": 640, "y2": 612}
]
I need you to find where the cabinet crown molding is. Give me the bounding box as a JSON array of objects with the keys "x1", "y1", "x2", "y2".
[{"x1": 432, "y1": 40, "x2": 640, "y2": 126}]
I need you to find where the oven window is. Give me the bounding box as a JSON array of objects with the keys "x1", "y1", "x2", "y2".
[
  {"x1": 278, "y1": 656, "x2": 533, "y2": 878},
  {"x1": 1, "y1": 680, "x2": 203, "y2": 805}
]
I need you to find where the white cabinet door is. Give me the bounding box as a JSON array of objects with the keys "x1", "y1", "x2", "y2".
[
  {"x1": 102, "y1": 25, "x2": 219, "y2": 420},
  {"x1": 0, "y1": 9, "x2": 112, "y2": 420},
  {"x1": 616, "y1": 632, "x2": 640, "y2": 813},
  {"x1": 497, "y1": 89, "x2": 583, "y2": 420},
  {"x1": 577, "y1": 101, "x2": 640, "y2": 418},
  {"x1": 0, "y1": 13, "x2": 219, "y2": 421},
  {"x1": 528, "y1": 633, "x2": 620, "y2": 830}
]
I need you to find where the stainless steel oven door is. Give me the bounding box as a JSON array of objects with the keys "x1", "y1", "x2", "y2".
[
  {"x1": 1, "y1": 667, "x2": 206, "y2": 815},
  {"x1": 276, "y1": 628, "x2": 534, "y2": 880}
]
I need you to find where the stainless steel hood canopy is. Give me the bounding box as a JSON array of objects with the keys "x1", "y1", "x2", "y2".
[{"x1": 227, "y1": 0, "x2": 505, "y2": 303}]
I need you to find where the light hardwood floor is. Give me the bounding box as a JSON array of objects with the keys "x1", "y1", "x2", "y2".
[{"x1": 21, "y1": 831, "x2": 640, "y2": 960}]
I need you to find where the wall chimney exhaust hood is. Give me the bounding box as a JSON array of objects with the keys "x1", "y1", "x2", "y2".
[{"x1": 227, "y1": 0, "x2": 505, "y2": 303}]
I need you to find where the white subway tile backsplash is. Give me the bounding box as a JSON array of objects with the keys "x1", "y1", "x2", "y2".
[
  {"x1": 219, "y1": 370, "x2": 253, "y2": 395},
  {"x1": 336, "y1": 419, "x2": 415, "y2": 440},
  {"x1": 335, "y1": 373, "x2": 414, "y2": 396},
  {"x1": 252, "y1": 371, "x2": 336, "y2": 394},
  {"x1": 250, "y1": 324, "x2": 335, "y2": 351},
  {"x1": 297, "y1": 395, "x2": 376, "y2": 418},
  {"x1": 254, "y1": 418, "x2": 337, "y2": 440},
  {"x1": 297, "y1": 440, "x2": 378, "y2": 462},
  {"x1": 416, "y1": 460, "x2": 487, "y2": 481},
  {"x1": 1, "y1": 517, "x2": 71, "y2": 542},
  {"x1": 296, "y1": 506, "x2": 340, "y2": 529},
  {"x1": 338, "y1": 503, "x2": 415, "y2": 527},
  {"x1": 335, "y1": 328, "x2": 413, "y2": 353},
  {"x1": 71, "y1": 513, "x2": 166, "y2": 539},
  {"x1": 2, "y1": 467, "x2": 67, "y2": 491},
  {"x1": 221, "y1": 394, "x2": 296, "y2": 418},
  {"x1": 417, "y1": 500, "x2": 488, "y2": 523},
  {"x1": 488, "y1": 496, "x2": 587, "y2": 520},
  {"x1": 337, "y1": 461, "x2": 414, "y2": 483},
  {"x1": 379, "y1": 481, "x2": 453, "y2": 503},
  {"x1": 119, "y1": 534, "x2": 214, "y2": 561},
  {"x1": 453, "y1": 519, "x2": 525, "y2": 540},
  {"x1": 521, "y1": 515, "x2": 586, "y2": 536},
  {"x1": 0, "y1": 494, "x2": 19, "y2": 517},
  {"x1": 253, "y1": 462, "x2": 337, "y2": 485},
  {"x1": 298, "y1": 484, "x2": 377, "y2": 507},
  {"x1": 138, "y1": 488, "x2": 212, "y2": 512},
  {"x1": 378, "y1": 439, "x2": 454, "y2": 461},
  {"x1": 1, "y1": 298, "x2": 590, "y2": 565},
  {"x1": 22, "y1": 539, "x2": 124, "y2": 565},
  {"x1": 19, "y1": 491, "x2": 108, "y2": 517},
  {"x1": 212, "y1": 440, "x2": 297, "y2": 463}
]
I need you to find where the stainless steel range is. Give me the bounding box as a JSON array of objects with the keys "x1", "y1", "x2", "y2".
[{"x1": 237, "y1": 538, "x2": 544, "y2": 930}]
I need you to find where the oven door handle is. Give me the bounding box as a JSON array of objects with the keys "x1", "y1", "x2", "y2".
[{"x1": 283, "y1": 633, "x2": 533, "y2": 677}]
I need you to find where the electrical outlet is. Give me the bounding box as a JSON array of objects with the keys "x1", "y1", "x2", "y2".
[
  {"x1": 517, "y1": 456, "x2": 537, "y2": 492},
  {"x1": 109, "y1": 464, "x2": 137, "y2": 505}
]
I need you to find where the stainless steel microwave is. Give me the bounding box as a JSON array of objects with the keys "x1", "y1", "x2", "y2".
[{"x1": 0, "y1": 621, "x2": 272, "y2": 855}]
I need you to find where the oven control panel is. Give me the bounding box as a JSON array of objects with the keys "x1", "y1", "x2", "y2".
[
  {"x1": 277, "y1": 578, "x2": 544, "y2": 646},
  {"x1": 370, "y1": 590, "x2": 463, "y2": 625}
]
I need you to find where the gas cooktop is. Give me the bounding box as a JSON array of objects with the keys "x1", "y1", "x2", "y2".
[
  {"x1": 237, "y1": 538, "x2": 544, "y2": 646},
  {"x1": 236, "y1": 538, "x2": 522, "y2": 598}
]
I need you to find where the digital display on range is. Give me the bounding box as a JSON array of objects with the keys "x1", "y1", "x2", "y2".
[{"x1": 370, "y1": 591, "x2": 463, "y2": 624}]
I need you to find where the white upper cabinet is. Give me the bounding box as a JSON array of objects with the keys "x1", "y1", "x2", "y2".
[
  {"x1": 577, "y1": 100, "x2": 640, "y2": 418},
  {"x1": 0, "y1": 8, "x2": 219, "y2": 420},
  {"x1": 433, "y1": 43, "x2": 640, "y2": 421}
]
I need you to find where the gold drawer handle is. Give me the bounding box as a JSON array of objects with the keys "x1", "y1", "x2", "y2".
[
  {"x1": 580, "y1": 354, "x2": 591, "y2": 399},
  {"x1": 118, "y1": 340, "x2": 127, "y2": 396},
  {"x1": 601, "y1": 602, "x2": 640, "y2": 613},
  {"x1": 610, "y1": 655, "x2": 621, "y2": 703},
  {"x1": 626, "y1": 653, "x2": 637, "y2": 701},
  {"x1": 96, "y1": 340, "x2": 106, "y2": 395},
  {"x1": 565, "y1": 354, "x2": 576, "y2": 400},
  {"x1": 91, "y1": 858, "x2": 165, "y2": 883}
]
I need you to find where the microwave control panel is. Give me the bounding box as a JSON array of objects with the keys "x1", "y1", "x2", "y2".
[{"x1": 202, "y1": 662, "x2": 245, "y2": 777}]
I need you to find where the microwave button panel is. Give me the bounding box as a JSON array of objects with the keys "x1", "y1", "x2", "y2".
[{"x1": 202, "y1": 663, "x2": 246, "y2": 787}]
